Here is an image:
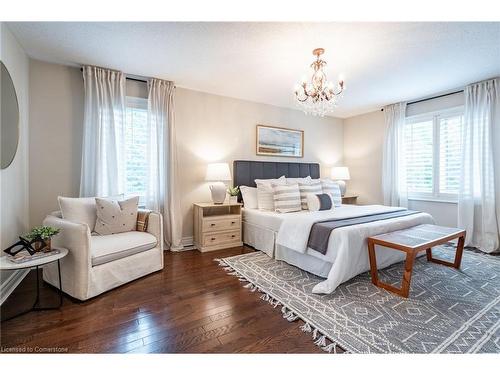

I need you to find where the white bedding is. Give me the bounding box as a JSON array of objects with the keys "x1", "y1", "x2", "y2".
[{"x1": 243, "y1": 205, "x2": 435, "y2": 294}]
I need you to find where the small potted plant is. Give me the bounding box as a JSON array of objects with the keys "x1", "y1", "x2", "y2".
[
  {"x1": 25, "y1": 226, "x2": 60, "y2": 252},
  {"x1": 227, "y1": 186, "x2": 240, "y2": 204}
]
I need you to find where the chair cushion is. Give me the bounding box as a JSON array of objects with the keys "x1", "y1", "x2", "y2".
[{"x1": 91, "y1": 231, "x2": 158, "y2": 267}]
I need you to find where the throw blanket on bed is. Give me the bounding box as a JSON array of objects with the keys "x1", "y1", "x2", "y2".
[
  {"x1": 276, "y1": 205, "x2": 407, "y2": 254},
  {"x1": 308, "y1": 210, "x2": 420, "y2": 254}
]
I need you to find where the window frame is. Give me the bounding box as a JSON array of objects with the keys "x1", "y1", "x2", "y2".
[
  {"x1": 404, "y1": 106, "x2": 464, "y2": 203},
  {"x1": 124, "y1": 96, "x2": 149, "y2": 206}
]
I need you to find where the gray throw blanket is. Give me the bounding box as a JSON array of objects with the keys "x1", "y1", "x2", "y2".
[{"x1": 308, "y1": 210, "x2": 420, "y2": 254}]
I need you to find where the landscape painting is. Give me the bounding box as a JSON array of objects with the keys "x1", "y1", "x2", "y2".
[{"x1": 256, "y1": 125, "x2": 304, "y2": 157}]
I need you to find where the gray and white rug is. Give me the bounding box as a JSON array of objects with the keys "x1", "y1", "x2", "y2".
[{"x1": 218, "y1": 245, "x2": 500, "y2": 353}]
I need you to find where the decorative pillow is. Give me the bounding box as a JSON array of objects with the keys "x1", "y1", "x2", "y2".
[
  {"x1": 321, "y1": 179, "x2": 342, "y2": 207},
  {"x1": 298, "y1": 180, "x2": 323, "y2": 210},
  {"x1": 255, "y1": 176, "x2": 286, "y2": 211},
  {"x1": 286, "y1": 176, "x2": 311, "y2": 184},
  {"x1": 240, "y1": 186, "x2": 258, "y2": 209},
  {"x1": 94, "y1": 196, "x2": 139, "y2": 235},
  {"x1": 58, "y1": 194, "x2": 124, "y2": 230},
  {"x1": 272, "y1": 183, "x2": 302, "y2": 213},
  {"x1": 307, "y1": 193, "x2": 334, "y2": 212}
]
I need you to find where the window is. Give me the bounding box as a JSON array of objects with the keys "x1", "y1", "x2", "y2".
[
  {"x1": 124, "y1": 97, "x2": 149, "y2": 205},
  {"x1": 403, "y1": 108, "x2": 463, "y2": 201}
]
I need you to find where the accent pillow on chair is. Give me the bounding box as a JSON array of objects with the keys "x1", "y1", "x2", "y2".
[{"x1": 94, "y1": 196, "x2": 139, "y2": 235}]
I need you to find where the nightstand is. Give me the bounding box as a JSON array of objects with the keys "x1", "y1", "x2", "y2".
[
  {"x1": 193, "y1": 202, "x2": 243, "y2": 252},
  {"x1": 342, "y1": 195, "x2": 358, "y2": 205}
]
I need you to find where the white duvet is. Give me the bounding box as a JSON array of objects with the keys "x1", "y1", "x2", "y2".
[{"x1": 275, "y1": 205, "x2": 435, "y2": 294}]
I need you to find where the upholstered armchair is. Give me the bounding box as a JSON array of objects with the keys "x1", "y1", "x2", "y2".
[{"x1": 42, "y1": 204, "x2": 164, "y2": 301}]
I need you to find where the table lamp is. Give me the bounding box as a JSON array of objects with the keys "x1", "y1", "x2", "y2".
[
  {"x1": 331, "y1": 166, "x2": 350, "y2": 197},
  {"x1": 205, "y1": 163, "x2": 232, "y2": 204}
]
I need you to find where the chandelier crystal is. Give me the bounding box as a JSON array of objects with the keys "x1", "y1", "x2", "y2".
[{"x1": 294, "y1": 48, "x2": 344, "y2": 117}]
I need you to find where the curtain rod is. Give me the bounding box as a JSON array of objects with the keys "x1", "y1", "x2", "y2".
[
  {"x1": 380, "y1": 90, "x2": 464, "y2": 111},
  {"x1": 79, "y1": 67, "x2": 148, "y2": 83}
]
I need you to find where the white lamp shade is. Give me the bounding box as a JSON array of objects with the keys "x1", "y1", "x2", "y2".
[
  {"x1": 205, "y1": 163, "x2": 231, "y2": 182},
  {"x1": 331, "y1": 166, "x2": 350, "y2": 180}
]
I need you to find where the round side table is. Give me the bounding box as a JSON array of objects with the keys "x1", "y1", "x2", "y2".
[{"x1": 0, "y1": 248, "x2": 68, "y2": 321}]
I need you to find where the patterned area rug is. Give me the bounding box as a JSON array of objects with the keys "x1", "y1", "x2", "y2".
[{"x1": 218, "y1": 245, "x2": 500, "y2": 353}]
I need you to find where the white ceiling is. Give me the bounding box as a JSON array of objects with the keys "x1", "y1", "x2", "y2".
[{"x1": 8, "y1": 22, "x2": 500, "y2": 118}]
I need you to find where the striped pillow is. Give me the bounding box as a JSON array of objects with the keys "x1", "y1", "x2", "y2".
[
  {"x1": 321, "y1": 179, "x2": 342, "y2": 207},
  {"x1": 298, "y1": 181, "x2": 323, "y2": 210},
  {"x1": 272, "y1": 183, "x2": 301, "y2": 213}
]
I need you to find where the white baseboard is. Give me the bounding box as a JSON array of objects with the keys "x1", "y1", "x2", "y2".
[
  {"x1": 0, "y1": 269, "x2": 30, "y2": 305},
  {"x1": 169, "y1": 236, "x2": 195, "y2": 252}
]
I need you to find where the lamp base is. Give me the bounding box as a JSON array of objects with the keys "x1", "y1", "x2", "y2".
[
  {"x1": 336, "y1": 180, "x2": 346, "y2": 197},
  {"x1": 209, "y1": 182, "x2": 227, "y2": 204}
]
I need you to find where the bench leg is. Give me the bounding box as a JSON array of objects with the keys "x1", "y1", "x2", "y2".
[
  {"x1": 367, "y1": 241, "x2": 415, "y2": 298},
  {"x1": 426, "y1": 235, "x2": 465, "y2": 269},
  {"x1": 367, "y1": 239, "x2": 379, "y2": 286},
  {"x1": 401, "y1": 252, "x2": 416, "y2": 298}
]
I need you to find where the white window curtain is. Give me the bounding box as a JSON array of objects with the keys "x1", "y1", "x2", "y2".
[
  {"x1": 145, "y1": 79, "x2": 183, "y2": 251},
  {"x1": 458, "y1": 78, "x2": 500, "y2": 253},
  {"x1": 382, "y1": 102, "x2": 408, "y2": 207},
  {"x1": 80, "y1": 66, "x2": 126, "y2": 197}
]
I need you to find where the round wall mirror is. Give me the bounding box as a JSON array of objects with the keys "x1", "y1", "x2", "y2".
[{"x1": 1, "y1": 61, "x2": 20, "y2": 169}]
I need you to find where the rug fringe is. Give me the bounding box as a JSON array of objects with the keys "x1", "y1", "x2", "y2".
[{"x1": 215, "y1": 257, "x2": 349, "y2": 354}]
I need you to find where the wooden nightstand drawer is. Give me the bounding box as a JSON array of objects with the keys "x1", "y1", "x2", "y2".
[
  {"x1": 202, "y1": 216, "x2": 241, "y2": 233},
  {"x1": 202, "y1": 230, "x2": 241, "y2": 247}
]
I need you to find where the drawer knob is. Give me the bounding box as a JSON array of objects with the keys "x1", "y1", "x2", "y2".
[
  {"x1": 231, "y1": 235, "x2": 235, "y2": 238},
  {"x1": 211, "y1": 237, "x2": 216, "y2": 241},
  {"x1": 210, "y1": 223, "x2": 216, "y2": 227},
  {"x1": 231, "y1": 221, "x2": 235, "y2": 224}
]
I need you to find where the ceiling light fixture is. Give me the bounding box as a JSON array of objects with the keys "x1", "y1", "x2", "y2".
[{"x1": 294, "y1": 48, "x2": 345, "y2": 117}]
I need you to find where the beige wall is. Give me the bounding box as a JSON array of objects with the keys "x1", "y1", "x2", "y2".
[
  {"x1": 343, "y1": 108, "x2": 459, "y2": 227},
  {"x1": 175, "y1": 88, "x2": 343, "y2": 240},
  {"x1": 0, "y1": 24, "x2": 30, "y2": 288},
  {"x1": 29, "y1": 59, "x2": 84, "y2": 227},
  {"x1": 27, "y1": 61, "x2": 344, "y2": 242},
  {"x1": 343, "y1": 110, "x2": 385, "y2": 205}
]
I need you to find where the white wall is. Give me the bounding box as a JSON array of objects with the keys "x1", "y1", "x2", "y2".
[
  {"x1": 175, "y1": 88, "x2": 343, "y2": 239},
  {"x1": 29, "y1": 59, "x2": 84, "y2": 227},
  {"x1": 0, "y1": 23, "x2": 30, "y2": 297},
  {"x1": 26, "y1": 63, "x2": 344, "y2": 243},
  {"x1": 343, "y1": 94, "x2": 464, "y2": 227}
]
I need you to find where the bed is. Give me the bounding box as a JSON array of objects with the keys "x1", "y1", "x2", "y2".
[{"x1": 234, "y1": 160, "x2": 435, "y2": 294}]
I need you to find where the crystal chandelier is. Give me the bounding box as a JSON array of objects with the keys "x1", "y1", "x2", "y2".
[{"x1": 294, "y1": 48, "x2": 345, "y2": 117}]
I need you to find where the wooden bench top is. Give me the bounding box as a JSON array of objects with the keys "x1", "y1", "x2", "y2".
[{"x1": 368, "y1": 224, "x2": 465, "y2": 252}]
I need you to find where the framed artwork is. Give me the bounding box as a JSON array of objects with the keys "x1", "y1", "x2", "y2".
[{"x1": 256, "y1": 125, "x2": 304, "y2": 158}]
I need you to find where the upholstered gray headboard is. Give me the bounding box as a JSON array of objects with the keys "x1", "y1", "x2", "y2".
[{"x1": 233, "y1": 160, "x2": 320, "y2": 202}]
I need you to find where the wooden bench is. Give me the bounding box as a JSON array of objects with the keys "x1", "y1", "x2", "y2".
[{"x1": 367, "y1": 224, "x2": 466, "y2": 298}]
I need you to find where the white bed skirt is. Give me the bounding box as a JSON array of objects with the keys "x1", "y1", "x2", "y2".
[{"x1": 243, "y1": 221, "x2": 276, "y2": 258}]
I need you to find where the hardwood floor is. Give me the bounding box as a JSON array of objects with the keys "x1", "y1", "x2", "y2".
[{"x1": 0, "y1": 246, "x2": 327, "y2": 353}]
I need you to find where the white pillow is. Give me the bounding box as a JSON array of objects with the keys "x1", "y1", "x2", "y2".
[
  {"x1": 94, "y1": 196, "x2": 139, "y2": 235},
  {"x1": 58, "y1": 195, "x2": 124, "y2": 231},
  {"x1": 321, "y1": 179, "x2": 342, "y2": 207},
  {"x1": 58, "y1": 196, "x2": 99, "y2": 230},
  {"x1": 307, "y1": 193, "x2": 334, "y2": 212},
  {"x1": 298, "y1": 180, "x2": 323, "y2": 210},
  {"x1": 286, "y1": 176, "x2": 311, "y2": 184},
  {"x1": 240, "y1": 186, "x2": 258, "y2": 209},
  {"x1": 255, "y1": 176, "x2": 286, "y2": 211},
  {"x1": 272, "y1": 183, "x2": 302, "y2": 213}
]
